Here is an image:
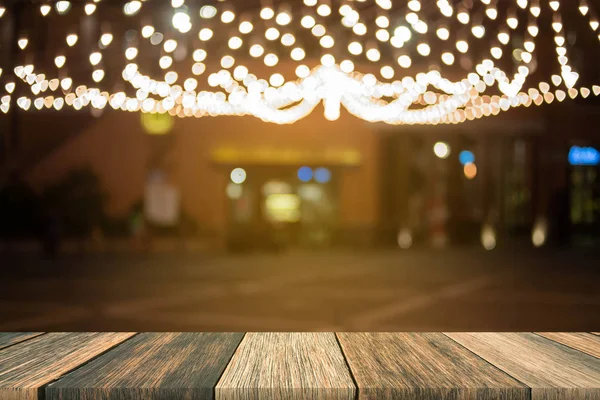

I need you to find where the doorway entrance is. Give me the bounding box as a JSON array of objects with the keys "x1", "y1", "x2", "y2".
[{"x1": 225, "y1": 166, "x2": 339, "y2": 251}]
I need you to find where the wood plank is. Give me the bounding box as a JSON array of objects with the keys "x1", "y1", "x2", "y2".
[
  {"x1": 337, "y1": 332, "x2": 529, "y2": 399},
  {"x1": 216, "y1": 332, "x2": 355, "y2": 400},
  {"x1": 0, "y1": 332, "x2": 135, "y2": 400},
  {"x1": 445, "y1": 333, "x2": 600, "y2": 400},
  {"x1": 536, "y1": 333, "x2": 600, "y2": 358},
  {"x1": 46, "y1": 333, "x2": 244, "y2": 400},
  {"x1": 0, "y1": 333, "x2": 44, "y2": 350}
]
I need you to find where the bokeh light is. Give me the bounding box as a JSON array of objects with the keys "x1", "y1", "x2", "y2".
[
  {"x1": 434, "y1": 142, "x2": 451, "y2": 159},
  {"x1": 297, "y1": 166, "x2": 313, "y2": 182},
  {"x1": 230, "y1": 168, "x2": 247, "y2": 184}
]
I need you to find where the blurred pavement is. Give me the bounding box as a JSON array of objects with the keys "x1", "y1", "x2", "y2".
[{"x1": 1, "y1": 248, "x2": 599, "y2": 331}]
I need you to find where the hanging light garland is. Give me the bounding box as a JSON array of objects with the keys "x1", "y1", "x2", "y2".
[{"x1": 2, "y1": 0, "x2": 600, "y2": 125}]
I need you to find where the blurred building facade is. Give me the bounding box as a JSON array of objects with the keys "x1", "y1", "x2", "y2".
[{"x1": 14, "y1": 100, "x2": 599, "y2": 250}]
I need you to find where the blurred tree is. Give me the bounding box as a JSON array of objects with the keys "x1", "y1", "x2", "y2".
[
  {"x1": 0, "y1": 179, "x2": 43, "y2": 239},
  {"x1": 41, "y1": 167, "x2": 107, "y2": 238}
]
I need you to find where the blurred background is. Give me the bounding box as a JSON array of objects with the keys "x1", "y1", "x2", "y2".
[{"x1": 0, "y1": 0, "x2": 599, "y2": 332}]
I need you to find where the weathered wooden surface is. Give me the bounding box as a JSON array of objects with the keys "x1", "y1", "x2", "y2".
[
  {"x1": 0, "y1": 333, "x2": 44, "y2": 350},
  {"x1": 0, "y1": 332, "x2": 135, "y2": 400},
  {"x1": 337, "y1": 332, "x2": 529, "y2": 399},
  {"x1": 216, "y1": 332, "x2": 355, "y2": 400},
  {"x1": 445, "y1": 333, "x2": 600, "y2": 400},
  {"x1": 46, "y1": 333, "x2": 244, "y2": 400},
  {"x1": 0, "y1": 332, "x2": 598, "y2": 399},
  {"x1": 536, "y1": 332, "x2": 600, "y2": 358}
]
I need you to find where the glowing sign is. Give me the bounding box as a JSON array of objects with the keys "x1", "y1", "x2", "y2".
[{"x1": 569, "y1": 146, "x2": 600, "y2": 166}]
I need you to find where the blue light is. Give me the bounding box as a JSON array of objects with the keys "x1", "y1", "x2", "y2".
[
  {"x1": 315, "y1": 167, "x2": 332, "y2": 183},
  {"x1": 459, "y1": 150, "x2": 475, "y2": 166},
  {"x1": 569, "y1": 146, "x2": 600, "y2": 166},
  {"x1": 297, "y1": 166, "x2": 313, "y2": 182}
]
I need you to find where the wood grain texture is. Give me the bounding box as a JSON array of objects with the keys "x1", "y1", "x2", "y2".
[
  {"x1": 0, "y1": 333, "x2": 44, "y2": 350},
  {"x1": 445, "y1": 333, "x2": 600, "y2": 400},
  {"x1": 536, "y1": 333, "x2": 600, "y2": 358},
  {"x1": 0, "y1": 332, "x2": 135, "y2": 400},
  {"x1": 337, "y1": 332, "x2": 529, "y2": 399},
  {"x1": 46, "y1": 333, "x2": 244, "y2": 400},
  {"x1": 216, "y1": 332, "x2": 355, "y2": 400}
]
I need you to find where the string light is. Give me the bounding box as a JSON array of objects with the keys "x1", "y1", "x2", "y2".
[{"x1": 1, "y1": 0, "x2": 599, "y2": 124}]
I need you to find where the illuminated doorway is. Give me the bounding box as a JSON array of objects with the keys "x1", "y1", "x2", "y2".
[{"x1": 226, "y1": 166, "x2": 339, "y2": 250}]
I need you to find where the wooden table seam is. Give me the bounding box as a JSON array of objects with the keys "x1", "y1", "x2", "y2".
[
  {"x1": 532, "y1": 332, "x2": 600, "y2": 360},
  {"x1": 334, "y1": 332, "x2": 360, "y2": 400},
  {"x1": 38, "y1": 333, "x2": 142, "y2": 395},
  {"x1": 0, "y1": 332, "x2": 47, "y2": 351},
  {"x1": 441, "y1": 332, "x2": 534, "y2": 394},
  {"x1": 212, "y1": 332, "x2": 247, "y2": 400}
]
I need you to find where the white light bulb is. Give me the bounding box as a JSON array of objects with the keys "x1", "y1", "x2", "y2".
[
  {"x1": 264, "y1": 53, "x2": 279, "y2": 67},
  {"x1": 200, "y1": 5, "x2": 217, "y2": 19},
  {"x1": 221, "y1": 11, "x2": 235, "y2": 23},
  {"x1": 228, "y1": 37, "x2": 243, "y2": 49},
  {"x1": 85, "y1": 3, "x2": 96, "y2": 15},
  {"x1": 398, "y1": 55, "x2": 412, "y2": 68},
  {"x1": 199, "y1": 28, "x2": 213, "y2": 41},
  {"x1": 40, "y1": 5, "x2": 52, "y2": 16},
  {"x1": 55, "y1": 56, "x2": 66, "y2": 68},
  {"x1": 348, "y1": 42, "x2": 363, "y2": 55},
  {"x1": 381, "y1": 66, "x2": 395, "y2": 79},
  {"x1": 317, "y1": 4, "x2": 331, "y2": 16},
  {"x1": 66, "y1": 34, "x2": 78, "y2": 47},
  {"x1": 260, "y1": 7, "x2": 274, "y2": 20},
  {"x1": 321, "y1": 54, "x2": 335, "y2": 67},
  {"x1": 366, "y1": 48, "x2": 381, "y2": 62},
  {"x1": 250, "y1": 45, "x2": 264, "y2": 58},
  {"x1": 291, "y1": 48, "x2": 305, "y2": 61},
  {"x1": 89, "y1": 52, "x2": 102, "y2": 66},
  {"x1": 340, "y1": 60, "x2": 354, "y2": 73},
  {"x1": 417, "y1": 43, "x2": 430, "y2": 56}
]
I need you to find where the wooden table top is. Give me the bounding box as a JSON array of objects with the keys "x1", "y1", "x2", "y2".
[{"x1": 0, "y1": 332, "x2": 598, "y2": 400}]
